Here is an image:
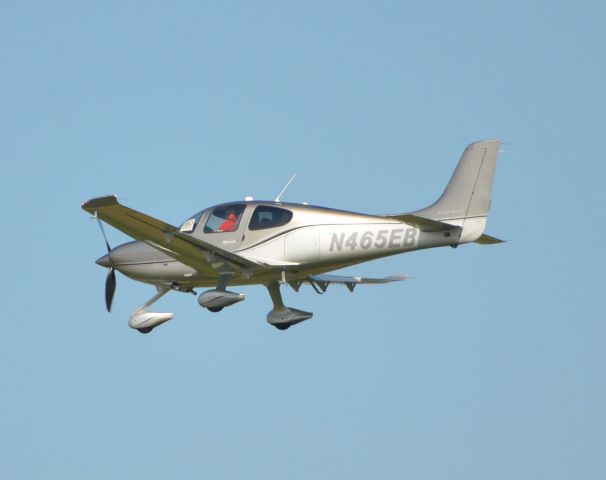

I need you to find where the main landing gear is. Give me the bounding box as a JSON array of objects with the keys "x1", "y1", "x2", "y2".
[
  {"x1": 198, "y1": 273, "x2": 245, "y2": 313},
  {"x1": 265, "y1": 282, "x2": 313, "y2": 330}
]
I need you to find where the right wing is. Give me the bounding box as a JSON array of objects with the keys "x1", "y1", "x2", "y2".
[
  {"x1": 82, "y1": 195, "x2": 263, "y2": 277},
  {"x1": 289, "y1": 274, "x2": 409, "y2": 293}
]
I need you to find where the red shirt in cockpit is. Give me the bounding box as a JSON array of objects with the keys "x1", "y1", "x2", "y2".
[{"x1": 218, "y1": 213, "x2": 238, "y2": 232}]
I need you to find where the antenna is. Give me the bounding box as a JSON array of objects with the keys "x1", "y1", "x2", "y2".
[{"x1": 274, "y1": 173, "x2": 297, "y2": 202}]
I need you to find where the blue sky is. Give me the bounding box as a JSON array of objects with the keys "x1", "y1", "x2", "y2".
[{"x1": 2, "y1": 1, "x2": 605, "y2": 478}]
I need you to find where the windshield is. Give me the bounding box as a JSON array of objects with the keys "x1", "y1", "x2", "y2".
[{"x1": 179, "y1": 209, "x2": 206, "y2": 234}]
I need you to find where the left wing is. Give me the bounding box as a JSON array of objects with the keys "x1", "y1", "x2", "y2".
[
  {"x1": 289, "y1": 274, "x2": 408, "y2": 293},
  {"x1": 82, "y1": 195, "x2": 262, "y2": 277}
]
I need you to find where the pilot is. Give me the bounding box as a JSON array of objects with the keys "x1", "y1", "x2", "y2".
[{"x1": 218, "y1": 210, "x2": 238, "y2": 232}]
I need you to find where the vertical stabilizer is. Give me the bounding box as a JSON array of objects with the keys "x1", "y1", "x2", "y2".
[{"x1": 413, "y1": 139, "x2": 500, "y2": 221}]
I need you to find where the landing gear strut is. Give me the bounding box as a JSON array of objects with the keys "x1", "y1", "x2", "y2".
[
  {"x1": 265, "y1": 282, "x2": 312, "y2": 330},
  {"x1": 128, "y1": 287, "x2": 174, "y2": 334}
]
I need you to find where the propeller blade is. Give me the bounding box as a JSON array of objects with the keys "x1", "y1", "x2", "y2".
[
  {"x1": 96, "y1": 217, "x2": 111, "y2": 253},
  {"x1": 105, "y1": 267, "x2": 117, "y2": 312}
]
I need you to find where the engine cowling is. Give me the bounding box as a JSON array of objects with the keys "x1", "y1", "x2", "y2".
[{"x1": 198, "y1": 289, "x2": 245, "y2": 309}]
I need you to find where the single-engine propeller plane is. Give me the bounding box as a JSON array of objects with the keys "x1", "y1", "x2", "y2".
[{"x1": 82, "y1": 139, "x2": 504, "y2": 333}]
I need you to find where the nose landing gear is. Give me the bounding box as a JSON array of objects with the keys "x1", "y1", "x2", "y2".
[{"x1": 128, "y1": 287, "x2": 175, "y2": 334}]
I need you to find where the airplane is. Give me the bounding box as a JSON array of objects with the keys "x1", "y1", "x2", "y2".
[{"x1": 82, "y1": 139, "x2": 504, "y2": 333}]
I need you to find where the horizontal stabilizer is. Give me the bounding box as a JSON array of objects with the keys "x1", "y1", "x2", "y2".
[
  {"x1": 388, "y1": 214, "x2": 460, "y2": 232},
  {"x1": 473, "y1": 234, "x2": 505, "y2": 244},
  {"x1": 302, "y1": 274, "x2": 408, "y2": 293}
]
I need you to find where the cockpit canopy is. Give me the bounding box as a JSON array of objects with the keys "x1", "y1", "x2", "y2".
[{"x1": 179, "y1": 202, "x2": 294, "y2": 234}]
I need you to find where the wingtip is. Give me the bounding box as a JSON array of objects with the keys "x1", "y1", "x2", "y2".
[{"x1": 81, "y1": 195, "x2": 119, "y2": 212}]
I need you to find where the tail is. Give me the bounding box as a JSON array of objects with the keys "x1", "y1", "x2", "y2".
[{"x1": 412, "y1": 139, "x2": 501, "y2": 243}]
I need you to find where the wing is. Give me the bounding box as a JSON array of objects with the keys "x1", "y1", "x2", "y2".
[
  {"x1": 82, "y1": 195, "x2": 262, "y2": 277},
  {"x1": 290, "y1": 274, "x2": 409, "y2": 293}
]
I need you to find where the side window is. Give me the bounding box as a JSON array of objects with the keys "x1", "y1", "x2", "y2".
[
  {"x1": 204, "y1": 204, "x2": 246, "y2": 233},
  {"x1": 249, "y1": 206, "x2": 293, "y2": 231}
]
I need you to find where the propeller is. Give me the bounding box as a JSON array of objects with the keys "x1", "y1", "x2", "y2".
[
  {"x1": 96, "y1": 216, "x2": 117, "y2": 312},
  {"x1": 105, "y1": 268, "x2": 116, "y2": 312}
]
